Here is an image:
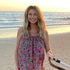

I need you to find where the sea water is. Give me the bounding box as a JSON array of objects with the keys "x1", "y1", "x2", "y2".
[{"x1": 0, "y1": 11, "x2": 70, "y2": 28}]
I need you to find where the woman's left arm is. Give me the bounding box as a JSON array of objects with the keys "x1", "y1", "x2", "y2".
[{"x1": 44, "y1": 31, "x2": 53, "y2": 60}]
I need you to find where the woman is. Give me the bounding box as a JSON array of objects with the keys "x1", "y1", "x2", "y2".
[{"x1": 15, "y1": 5, "x2": 53, "y2": 70}]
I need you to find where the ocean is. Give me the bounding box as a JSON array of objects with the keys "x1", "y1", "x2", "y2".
[{"x1": 0, "y1": 11, "x2": 70, "y2": 28}]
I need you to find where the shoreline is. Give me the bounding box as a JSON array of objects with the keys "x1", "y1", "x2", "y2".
[
  {"x1": 0, "y1": 25, "x2": 70, "y2": 38},
  {"x1": 48, "y1": 25, "x2": 70, "y2": 34}
]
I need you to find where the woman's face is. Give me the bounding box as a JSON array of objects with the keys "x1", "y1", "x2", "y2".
[{"x1": 28, "y1": 9, "x2": 38, "y2": 24}]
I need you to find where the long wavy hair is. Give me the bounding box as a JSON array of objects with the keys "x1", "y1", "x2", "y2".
[{"x1": 23, "y1": 5, "x2": 47, "y2": 38}]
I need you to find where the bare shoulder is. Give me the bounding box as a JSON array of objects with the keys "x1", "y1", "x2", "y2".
[
  {"x1": 18, "y1": 26, "x2": 23, "y2": 32},
  {"x1": 45, "y1": 30, "x2": 49, "y2": 36},
  {"x1": 17, "y1": 27, "x2": 24, "y2": 38}
]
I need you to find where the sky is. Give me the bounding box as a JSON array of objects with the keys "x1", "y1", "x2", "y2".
[{"x1": 0, "y1": 0, "x2": 70, "y2": 12}]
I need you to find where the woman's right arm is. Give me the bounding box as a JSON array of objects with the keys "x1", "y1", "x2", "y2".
[{"x1": 15, "y1": 27, "x2": 23, "y2": 70}]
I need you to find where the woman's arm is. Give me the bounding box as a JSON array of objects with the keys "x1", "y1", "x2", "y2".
[
  {"x1": 15, "y1": 27, "x2": 23, "y2": 70},
  {"x1": 44, "y1": 30, "x2": 53, "y2": 60}
]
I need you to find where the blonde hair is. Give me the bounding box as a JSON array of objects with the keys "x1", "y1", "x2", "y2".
[{"x1": 23, "y1": 5, "x2": 47, "y2": 38}]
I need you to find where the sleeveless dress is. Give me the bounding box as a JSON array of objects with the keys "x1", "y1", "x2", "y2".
[{"x1": 17, "y1": 36, "x2": 45, "y2": 70}]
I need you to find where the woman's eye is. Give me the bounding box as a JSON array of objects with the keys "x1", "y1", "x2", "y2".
[
  {"x1": 28, "y1": 13, "x2": 37, "y2": 16},
  {"x1": 34, "y1": 13, "x2": 37, "y2": 16},
  {"x1": 28, "y1": 13, "x2": 32, "y2": 15}
]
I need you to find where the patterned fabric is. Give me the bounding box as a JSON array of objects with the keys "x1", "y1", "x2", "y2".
[{"x1": 17, "y1": 36, "x2": 45, "y2": 70}]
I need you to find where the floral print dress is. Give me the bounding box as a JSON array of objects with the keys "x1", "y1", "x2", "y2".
[{"x1": 17, "y1": 36, "x2": 45, "y2": 70}]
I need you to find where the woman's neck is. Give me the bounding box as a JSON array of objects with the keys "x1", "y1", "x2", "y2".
[
  {"x1": 30, "y1": 24, "x2": 38, "y2": 30},
  {"x1": 29, "y1": 24, "x2": 39, "y2": 36}
]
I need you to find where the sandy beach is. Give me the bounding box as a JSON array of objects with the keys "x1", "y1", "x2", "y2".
[{"x1": 0, "y1": 26, "x2": 70, "y2": 70}]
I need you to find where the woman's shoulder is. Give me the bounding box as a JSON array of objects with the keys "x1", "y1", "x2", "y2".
[
  {"x1": 18, "y1": 26, "x2": 23, "y2": 32},
  {"x1": 45, "y1": 30, "x2": 48, "y2": 35},
  {"x1": 17, "y1": 27, "x2": 24, "y2": 38}
]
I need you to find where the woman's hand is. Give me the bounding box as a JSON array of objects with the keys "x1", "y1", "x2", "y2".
[{"x1": 46, "y1": 50, "x2": 53, "y2": 60}]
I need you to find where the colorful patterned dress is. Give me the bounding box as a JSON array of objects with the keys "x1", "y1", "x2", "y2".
[{"x1": 17, "y1": 36, "x2": 45, "y2": 70}]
